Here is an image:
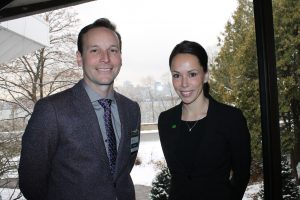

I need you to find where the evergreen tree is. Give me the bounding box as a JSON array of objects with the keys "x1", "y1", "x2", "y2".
[
  {"x1": 149, "y1": 165, "x2": 171, "y2": 200},
  {"x1": 281, "y1": 156, "x2": 300, "y2": 199},
  {"x1": 211, "y1": 0, "x2": 300, "y2": 182},
  {"x1": 257, "y1": 155, "x2": 300, "y2": 199},
  {"x1": 210, "y1": 0, "x2": 262, "y2": 178},
  {"x1": 273, "y1": 0, "x2": 300, "y2": 183}
]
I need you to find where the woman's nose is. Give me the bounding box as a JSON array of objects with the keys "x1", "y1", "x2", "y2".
[{"x1": 181, "y1": 76, "x2": 188, "y2": 87}]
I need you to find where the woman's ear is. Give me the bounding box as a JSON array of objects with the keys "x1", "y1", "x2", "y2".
[{"x1": 204, "y1": 71, "x2": 209, "y2": 83}]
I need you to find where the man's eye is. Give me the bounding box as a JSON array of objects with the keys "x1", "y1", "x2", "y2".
[
  {"x1": 91, "y1": 49, "x2": 98, "y2": 53},
  {"x1": 110, "y1": 48, "x2": 119, "y2": 53}
]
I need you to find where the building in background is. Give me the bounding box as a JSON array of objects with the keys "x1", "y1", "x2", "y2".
[{"x1": 0, "y1": 15, "x2": 49, "y2": 64}]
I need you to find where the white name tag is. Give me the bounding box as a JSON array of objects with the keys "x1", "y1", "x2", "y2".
[
  {"x1": 131, "y1": 136, "x2": 139, "y2": 144},
  {"x1": 130, "y1": 130, "x2": 139, "y2": 153}
]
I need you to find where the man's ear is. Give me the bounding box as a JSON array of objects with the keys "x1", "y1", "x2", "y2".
[{"x1": 76, "y1": 51, "x2": 83, "y2": 67}]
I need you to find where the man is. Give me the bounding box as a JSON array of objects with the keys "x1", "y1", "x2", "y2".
[{"x1": 18, "y1": 18, "x2": 141, "y2": 200}]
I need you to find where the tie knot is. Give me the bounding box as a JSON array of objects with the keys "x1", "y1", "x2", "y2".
[{"x1": 98, "y1": 99, "x2": 112, "y2": 109}]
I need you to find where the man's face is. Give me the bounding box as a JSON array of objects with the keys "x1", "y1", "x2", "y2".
[{"x1": 77, "y1": 27, "x2": 122, "y2": 90}]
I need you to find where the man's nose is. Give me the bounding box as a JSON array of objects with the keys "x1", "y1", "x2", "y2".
[{"x1": 100, "y1": 50, "x2": 109, "y2": 62}]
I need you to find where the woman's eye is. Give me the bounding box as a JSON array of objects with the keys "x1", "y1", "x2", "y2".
[
  {"x1": 189, "y1": 72, "x2": 198, "y2": 77},
  {"x1": 172, "y1": 74, "x2": 180, "y2": 79}
]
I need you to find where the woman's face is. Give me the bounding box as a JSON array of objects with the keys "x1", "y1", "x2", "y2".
[{"x1": 170, "y1": 53, "x2": 208, "y2": 104}]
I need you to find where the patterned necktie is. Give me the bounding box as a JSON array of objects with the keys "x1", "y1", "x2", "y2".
[{"x1": 98, "y1": 99, "x2": 117, "y2": 174}]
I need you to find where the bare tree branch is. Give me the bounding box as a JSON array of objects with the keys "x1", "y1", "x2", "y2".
[{"x1": 0, "y1": 7, "x2": 81, "y2": 125}]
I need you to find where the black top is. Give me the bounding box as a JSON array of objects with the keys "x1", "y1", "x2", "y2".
[{"x1": 177, "y1": 118, "x2": 207, "y2": 172}]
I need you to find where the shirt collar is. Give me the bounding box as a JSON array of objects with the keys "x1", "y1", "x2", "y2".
[{"x1": 83, "y1": 81, "x2": 115, "y2": 103}]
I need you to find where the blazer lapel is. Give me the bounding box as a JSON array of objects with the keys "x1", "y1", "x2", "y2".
[
  {"x1": 165, "y1": 104, "x2": 187, "y2": 171},
  {"x1": 113, "y1": 93, "x2": 130, "y2": 180}
]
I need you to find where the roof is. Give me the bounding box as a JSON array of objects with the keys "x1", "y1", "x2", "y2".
[
  {"x1": 0, "y1": 16, "x2": 49, "y2": 64},
  {"x1": 0, "y1": 0, "x2": 95, "y2": 22}
]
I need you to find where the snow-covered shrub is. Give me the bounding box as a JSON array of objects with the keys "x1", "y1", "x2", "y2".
[{"x1": 149, "y1": 164, "x2": 171, "y2": 200}]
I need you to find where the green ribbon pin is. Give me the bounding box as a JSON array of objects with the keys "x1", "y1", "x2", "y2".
[{"x1": 171, "y1": 124, "x2": 176, "y2": 129}]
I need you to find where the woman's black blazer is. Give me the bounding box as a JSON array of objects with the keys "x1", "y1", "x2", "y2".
[{"x1": 158, "y1": 95, "x2": 251, "y2": 200}]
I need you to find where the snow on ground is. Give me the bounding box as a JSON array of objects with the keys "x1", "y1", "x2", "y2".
[
  {"x1": 131, "y1": 140, "x2": 165, "y2": 186},
  {"x1": 243, "y1": 183, "x2": 262, "y2": 200},
  {"x1": 0, "y1": 188, "x2": 24, "y2": 200}
]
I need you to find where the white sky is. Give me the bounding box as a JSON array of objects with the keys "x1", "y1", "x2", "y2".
[{"x1": 73, "y1": 0, "x2": 238, "y2": 85}]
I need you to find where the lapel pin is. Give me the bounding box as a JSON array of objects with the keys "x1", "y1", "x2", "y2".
[{"x1": 171, "y1": 124, "x2": 176, "y2": 129}]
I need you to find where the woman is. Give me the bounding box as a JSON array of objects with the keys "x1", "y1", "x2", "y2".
[{"x1": 158, "y1": 40, "x2": 251, "y2": 200}]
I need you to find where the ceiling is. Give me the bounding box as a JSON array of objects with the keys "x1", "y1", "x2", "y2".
[{"x1": 0, "y1": 0, "x2": 95, "y2": 22}]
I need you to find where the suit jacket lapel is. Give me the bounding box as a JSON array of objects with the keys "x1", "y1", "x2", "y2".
[
  {"x1": 204, "y1": 96, "x2": 218, "y2": 135},
  {"x1": 71, "y1": 81, "x2": 111, "y2": 175},
  {"x1": 113, "y1": 92, "x2": 130, "y2": 180},
  {"x1": 166, "y1": 103, "x2": 187, "y2": 171}
]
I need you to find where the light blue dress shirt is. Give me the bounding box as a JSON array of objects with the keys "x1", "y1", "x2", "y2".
[{"x1": 83, "y1": 83, "x2": 121, "y2": 152}]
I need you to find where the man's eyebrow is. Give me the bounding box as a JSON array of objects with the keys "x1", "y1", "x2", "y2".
[
  {"x1": 86, "y1": 45, "x2": 99, "y2": 49},
  {"x1": 110, "y1": 45, "x2": 120, "y2": 49},
  {"x1": 86, "y1": 45, "x2": 119, "y2": 49}
]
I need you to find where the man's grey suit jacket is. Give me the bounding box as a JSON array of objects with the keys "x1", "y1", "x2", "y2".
[{"x1": 18, "y1": 80, "x2": 141, "y2": 200}]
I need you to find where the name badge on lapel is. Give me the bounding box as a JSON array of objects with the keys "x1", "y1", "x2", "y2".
[{"x1": 130, "y1": 129, "x2": 139, "y2": 153}]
